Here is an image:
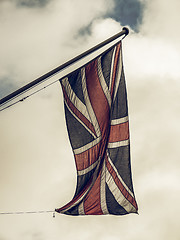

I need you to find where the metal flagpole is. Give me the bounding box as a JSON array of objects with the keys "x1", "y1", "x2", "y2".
[{"x1": 0, "y1": 27, "x2": 129, "y2": 108}]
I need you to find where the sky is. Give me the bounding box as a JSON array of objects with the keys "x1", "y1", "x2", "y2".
[{"x1": 0, "y1": 0, "x2": 180, "y2": 239}]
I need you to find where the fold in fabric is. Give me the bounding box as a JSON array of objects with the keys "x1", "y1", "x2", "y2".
[{"x1": 56, "y1": 41, "x2": 138, "y2": 215}]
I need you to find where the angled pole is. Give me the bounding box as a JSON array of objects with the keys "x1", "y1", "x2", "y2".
[{"x1": 0, "y1": 27, "x2": 129, "y2": 107}]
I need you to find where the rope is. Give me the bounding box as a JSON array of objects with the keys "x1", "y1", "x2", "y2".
[
  {"x1": 0, "y1": 79, "x2": 59, "y2": 112},
  {"x1": 0, "y1": 210, "x2": 56, "y2": 217}
]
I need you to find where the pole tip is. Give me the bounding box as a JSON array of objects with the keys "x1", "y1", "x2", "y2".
[{"x1": 122, "y1": 27, "x2": 129, "y2": 36}]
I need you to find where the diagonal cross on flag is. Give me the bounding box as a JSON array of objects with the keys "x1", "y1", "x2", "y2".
[{"x1": 56, "y1": 41, "x2": 138, "y2": 216}]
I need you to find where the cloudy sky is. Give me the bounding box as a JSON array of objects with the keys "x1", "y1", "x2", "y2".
[{"x1": 0, "y1": 0, "x2": 180, "y2": 239}]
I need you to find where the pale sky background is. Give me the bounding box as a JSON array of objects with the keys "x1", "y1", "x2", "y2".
[{"x1": 0, "y1": 0, "x2": 180, "y2": 239}]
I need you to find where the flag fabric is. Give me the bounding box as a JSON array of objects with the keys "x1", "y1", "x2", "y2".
[{"x1": 56, "y1": 41, "x2": 138, "y2": 215}]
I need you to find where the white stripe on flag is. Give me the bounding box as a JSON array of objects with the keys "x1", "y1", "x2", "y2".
[
  {"x1": 64, "y1": 100, "x2": 96, "y2": 139},
  {"x1": 61, "y1": 77, "x2": 92, "y2": 122},
  {"x1": 100, "y1": 159, "x2": 109, "y2": 214},
  {"x1": 61, "y1": 159, "x2": 101, "y2": 214},
  {"x1": 73, "y1": 136, "x2": 101, "y2": 155},
  {"x1": 81, "y1": 67, "x2": 101, "y2": 137},
  {"x1": 109, "y1": 46, "x2": 117, "y2": 92},
  {"x1": 97, "y1": 56, "x2": 111, "y2": 107},
  {"x1": 107, "y1": 152, "x2": 134, "y2": 197},
  {"x1": 60, "y1": 185, "x2": 91, "y2": 214},
  {"x1": 113, "y1": 46, "x2": 123, "y2": 103},
  {"x1": 78, "y1": 201, "x2": 85, "y2": 215},
  {"x1": 108, "y1": 139, "x2": 130, "y2": 148},
  {"x1": 111, "y1": 116, "x2": 128, "y2": 125},
  {"x1": 77, "y1": 160, "x2": 99, "y2": 176},
  {"x1": 106, "y1": 168, "x2": 136, "y2": 213}
]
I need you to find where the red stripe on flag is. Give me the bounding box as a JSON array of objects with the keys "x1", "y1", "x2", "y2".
[
  {"x1": 85, "y1": 59, "x2": 110, "y2": 140},
  {"x1": 111, "y1": 43, "x2": 121, "y2": 98},
  {"x1": 84, "y1": 168, "x2": 103, "y2": 215},
  {"x1": 62, "y1": 85, "x2": 96, "y2": 136},
  {"x1": 109, "y1": 121, "x2": 129, "y2": 143},
  {"x1": 55, "y1": 176, "x2": 93, "y2": 213},
  {"x1": 106, "y1": 157, "x2": 138, "y2": 210},
  {"x1": 74, "y1": 141, "x2": 101, "y2": 171}
]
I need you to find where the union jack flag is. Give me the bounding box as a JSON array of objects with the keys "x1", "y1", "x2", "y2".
[{"x1": 56, "y1": 41, "x2": 138, "y2": 215}]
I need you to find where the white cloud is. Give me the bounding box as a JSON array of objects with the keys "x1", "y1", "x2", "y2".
[
  {"x1": 0, "y1": 0, "x2": 114, "y2": 86},
  {"x1": 141, "y1": 0, "x2": 180, "y2": 41},
  {"x1": 119, "y1": 0, "x2": 180, "y2": 83},
  {"x1": 88, "y1": 18, "x2": 122, "y2": 40},
  {"x1": 124, "y1": 34, "x2": 180, "y2": 82}
]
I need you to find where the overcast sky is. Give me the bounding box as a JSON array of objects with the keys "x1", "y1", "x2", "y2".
[{"x1": 0, "y1": 0, "x2": 180, "y2": 239}]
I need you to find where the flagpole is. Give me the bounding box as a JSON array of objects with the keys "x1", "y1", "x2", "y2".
[{"x1": 0, "y1": 27, "x2": 129, "y2": 107}]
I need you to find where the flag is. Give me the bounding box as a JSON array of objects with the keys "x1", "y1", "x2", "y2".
[{"x1": 55, "y1": 41, "x2": 138, "y2": 215}]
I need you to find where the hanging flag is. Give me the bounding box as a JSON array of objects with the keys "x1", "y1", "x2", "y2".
[{"x1": 56, "y1": 41, "x2": 138, "y2": 215}]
